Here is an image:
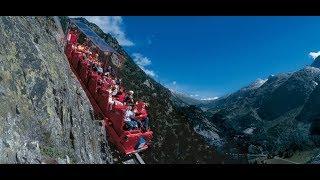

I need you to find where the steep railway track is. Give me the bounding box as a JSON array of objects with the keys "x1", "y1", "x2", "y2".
[
  {"x1": 55, "y1": 17, "x2": 147, "y2": 164},
  {"x1": 66, "y1": 49, "x2": 146, "y2": 164}
]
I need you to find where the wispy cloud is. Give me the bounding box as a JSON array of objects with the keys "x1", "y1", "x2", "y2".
[
  {"x1": 172, "y1": 81, "x2": 177, "y2": 85},
  {"x1": 190, "y1": 94, "x2": 199, "y2": 97},
  {"x1": 309, "y1": 51, "x2": 320, "y2": 60},
  {"x1": 132, "y1": 53, "x2": 151, "y2": 67},
  {"x1": 201, "y1": 97, "x2": 219, "y2": 101},
  {"x1": 132, "y1": 53, "x2": 156, "y2": 77},
  {"x1": 142, "y1": 69, "x2": 156, "y2": 77},
  {"x1": 71, "y1": 16, "x2": 134, "y2": 47}
]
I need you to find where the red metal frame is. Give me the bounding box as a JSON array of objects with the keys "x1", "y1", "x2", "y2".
[{"x1": 65, "y1": 42, "x2": 153, "y2": 155}]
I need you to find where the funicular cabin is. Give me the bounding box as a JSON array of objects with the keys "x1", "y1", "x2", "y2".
[{"x1": 64, "y1": 18, "x2": 153, "y2": 155}]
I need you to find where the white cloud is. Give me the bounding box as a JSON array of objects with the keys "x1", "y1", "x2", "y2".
[
  {"x1": 132, "y1": 53, "x2": 156, "y2": 77},
  {"x1": 132, "y1": 53, "x2": 151, "y2": 66},
  {"x1": 190, "y1": 94, "x2": 199, "y2": 97},
  {"x1": 142, "y1": 68, "x2": 156, "y2": 77},
  {"x1": 201, "y1": 97, "x2": 219, "y2": 101},
  {"x1": 309, "y1": 51, "x2": 320, "y2": 60},
  {"x1": 71, "y1": 16, "x2": 134, "y2": 46}
]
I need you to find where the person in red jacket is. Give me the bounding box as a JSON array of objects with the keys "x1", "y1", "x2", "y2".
[
  {"x1": 115, "y1": 87, "x2": 126, "y2": 103},
  {"x1": 134, "y1": 102, "x2": 149, "y2": 131}
]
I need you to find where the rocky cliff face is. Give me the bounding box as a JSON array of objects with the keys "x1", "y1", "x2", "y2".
[
  {"x1": 0, "y1": 16, "x2": 113, "y2": 164},
  {"x1": 66, "y1": 17, "x2": 220, "y2": 163}
]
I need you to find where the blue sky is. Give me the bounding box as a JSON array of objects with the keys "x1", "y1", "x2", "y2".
[{"x1": 81, "y1": 16, "x2": 320, "y2": 100}]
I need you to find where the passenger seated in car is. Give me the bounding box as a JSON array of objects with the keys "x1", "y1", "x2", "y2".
[
  {"x1": 83, "y1": 37, "x2": 89, "y2": 45},
  {"x1": 134, "y1": 102, "x2": 150, "y2": 132},
  {"x1": 91, "y1": 63, "x2": 98, "y2": 72},
  {"x1": 124, "y1": 90, "x2": 134, "y2": 106},
  {"x1": 107, "y1": 90, "x2": 114, "y2": 111},
  {"x1": 108, "y1": 88, "x2": 124, "y2": 110},
  {"x1": 115, "y1": 87, "x2": 126, "y2": 103},
  {"x1": 111, "y1": 67, "x2": 116, "y2": 77},
  {"x1": 76, "y1": 44, "x2": 85, "y2": 52},
  {"x1": 90, "y1": 53, "x2": 98, "y2": 63},
  {"x1": 105, "y1": 73, "x2": 114, "y2": 86},
  {"x1": 124, "y1": 106, "x2": 138, "y2": 131},
  {"x1": 111, "y1": 84, "x2": 119, "y2": 96},
  {"x1": 97, "y1": 65, "x2": 103, "y2": 75},
  {"x1": 115, "y1": 78, "x2": 122, "y2": 86},
  {"x1": 104, "y1": 65, "x2": 112, "y2": 74},
  {"x1": 99, "y1": 73, "x2": 107, "y2": 84},
  {"x1": 84, "y1": 46, "x2": 92, "y2": 56},
  {"x1": 70, "y1": 42, "x2": 78, "y2": 51}
]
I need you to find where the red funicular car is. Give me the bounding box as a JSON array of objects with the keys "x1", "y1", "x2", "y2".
[{"x1": 65, "y1": 18, "x2": 153, "y2": 155}]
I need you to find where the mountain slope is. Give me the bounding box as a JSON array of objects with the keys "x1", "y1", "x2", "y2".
[
  {"x1": 197, "y1": 65, "x2": 320, "y2": 160},
  {"x1": 171, "y1": 91, "x2": 204, "y2": 107},
  {"x1": 258, "y1": 67, "x2": 320, "y2": 121},
  {"x1": 0, "y1": 16, "x2": 113, "y2": 164},
  {"x1": 64, "y1": 17, "x2": 220, "y2": 163},
  {"x1": 296, "y1": 83, "x2": 320, "y2": 123}
]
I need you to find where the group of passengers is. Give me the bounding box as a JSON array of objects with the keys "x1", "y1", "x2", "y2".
[
  {"x1": 66, "y1": 27, "x2": 150, "y2": 132},
  {"x1": 124, "y1": 103, "x2": 149, "y2": 132}
]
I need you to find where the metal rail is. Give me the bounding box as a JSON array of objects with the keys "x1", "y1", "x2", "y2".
[
  {"x1": 134, "y1": 153, "x2": 145, "y2": 164},
  {"x1": 122, "y1": 153, "x2": 145, "y2": 164}
]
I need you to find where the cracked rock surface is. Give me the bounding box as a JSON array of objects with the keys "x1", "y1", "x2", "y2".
[{"x1": 0, "y1": 16, "x2": 113, "y2": 164}]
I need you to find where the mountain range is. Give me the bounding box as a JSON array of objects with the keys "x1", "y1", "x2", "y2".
[{"x1": 177, "y1": 57, "x2": 320, "y2": 163}]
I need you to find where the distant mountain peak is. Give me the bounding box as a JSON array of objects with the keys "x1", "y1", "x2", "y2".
[
  {"x1": 311, "y1": 56, "x2": 320, "y2": 68},
  {"x1": 171, "y1": 90, "x2": 204, "y2": 106},
  {"x1": 241, "y1": 78, "x2": 268, "y2": 91},
  {"x1": 309, "y1": 51, "x2": 320, "y2": 59}
]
